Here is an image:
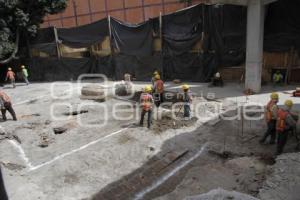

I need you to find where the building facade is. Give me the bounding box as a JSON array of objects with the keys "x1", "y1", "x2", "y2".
[{"x1": 42, "y1": 0, "x2": 208, "y2": 28}]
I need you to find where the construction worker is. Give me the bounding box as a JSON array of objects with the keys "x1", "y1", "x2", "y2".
[
  {"x1": 273, "y1": 70, "x2": 284, "y2": 86},
  {"x1": 5, "y1": 68, "x2": 16, "y2": 88},
  {"x1": 21, "y1": 65, "x2": 30, "y2": 85},
  {"x1": 151, "y1": 71, "x2": 159, "y2": 87},
  {"x1": 182, "y1": 84, "x2": 192, "y2": 119},
  {"x1": 0, "y1": 90, "x2": 17, "y2": 121},
  {"x1": 139, "y1": 85, "x2": 154, "y2": 128},
  {"x1": 211, "y1": 72, "x2": 224, "y2": 87},
  {"x1": 260, "y1": 92, "x2": 279, "y2": 144},
  {"x1": 276, "y1": 100, "x2": 297, "y2": 155},
  {"x1": 153, "y1": 74, "x2": 164, "y2": 107}
]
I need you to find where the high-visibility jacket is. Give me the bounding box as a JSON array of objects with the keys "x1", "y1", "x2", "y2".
[
  {"x1": 154, "y1": 80, "x2": 164, "y2": 94},
  {"x1": 140, "y1": 93, "x2": 153, "y2": 111},
  {"x1": 273, "y1": 73, "x2": 283, "y2": 82},
  {"x1": 6, "y1": 71, "x2": 15, "y2": 80},
  {"x1": 265, "y1": 100, "x2": 277, "y2": 122},
  {"x1": 276, "y1": 109, "x2": 289, "y2": 132},
  {"x1": 22, "y1": 68, "x2": 29, "y2": 77},
  {"x1": 0, "y1": 91, "x2": 11, "y2": 103}
]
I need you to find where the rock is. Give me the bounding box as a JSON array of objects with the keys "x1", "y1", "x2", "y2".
[
  {"x1": 173, "y1": 79, "x2": 181, "y2": 84},
  {"x1": 53, "y1": 127, "x2": 68, "y2": 135},
  {"x1": 64, "y1": 110, "x2": 88, "y2": 116},
  {"x1": 81, "y1": 84, "x2": 106, "y2": 101}
]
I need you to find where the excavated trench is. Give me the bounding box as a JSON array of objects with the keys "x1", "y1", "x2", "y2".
[{"x1": 92, "y1": 104, "x2": 300, "y2": 200}]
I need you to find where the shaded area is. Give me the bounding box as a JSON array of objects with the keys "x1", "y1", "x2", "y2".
[
  {"x1": 57, "y1": 19, "x2": 109, "y2": 48},
  {"x1": 264, "y1": 0, "x2": 300, "y2": 52},
  {"x1": 111, "y1": 18, "x2": 153, "y2": 56}
]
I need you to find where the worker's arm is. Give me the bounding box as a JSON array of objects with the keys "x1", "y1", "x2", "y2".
[{"x1": 286, "y1": 114, "x2": 297, "y2": 129}]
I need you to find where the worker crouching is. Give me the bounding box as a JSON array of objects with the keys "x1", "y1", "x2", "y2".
[
  {"x1": 139, "y1": 85, "x2": 154, "y2": 129},
  {"x1": 182, "y1": 84, "x2": 192, "y2": 120},
  {"x1": 276, "y1": 100, "x2": 297, "y2": 155},
  {"x1": 260, "y1": 92, "x2": 279, "y2": 144},
  {"x1": 0, "y1": 90, "x2": 17, "y2": 121}
]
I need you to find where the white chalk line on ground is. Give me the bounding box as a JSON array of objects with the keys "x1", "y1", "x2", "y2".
[
  {"x1": 29, "y1": 128, "x2": 128, "y2": 171},
  {"x1": 7, "y1": 128, "x2": 128, "y2": 172},
  {"x1": 8, "y1": 140, "x2": 34, "y2": 169},
  {"x1": 133, "y1": 143, "x2": 208, "y2": 200}
]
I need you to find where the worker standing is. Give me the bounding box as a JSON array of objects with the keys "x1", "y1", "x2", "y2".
[
  {"x1": 260, "y1": 92, "x2": 279, "y2": 144},
  {"x1": 21, "y1": 65, "x2": 30, "y2": 85},
  {"x1": 0, "y1": 90, "x2": 17, "y2": 121},
  {"x1": 5, "y1": 68, "x2": 16, "y2": 88},
  {"x1": 276, "y1": 100, "x2": 297, "y2": 155},
  {"x1": 151, "y1": 71, "x2": 159, "y2": 87},
  {"x1": 139, "y1": 85, "x2": 154, "y2": 129},
  {"x1": 182, "y1": 84, "x2": 192, "y2": 120},
  {"x1": 153, "y1": 74, "x2": 164, "y2": 107}
]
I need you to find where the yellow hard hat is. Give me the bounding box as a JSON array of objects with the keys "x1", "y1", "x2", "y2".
[
  {"x1": 153, "y1": 71, "x2": 159, "y2": 76},
  {"x1": 144, "y1": 85, "x2": 152, "y2": 93},
  {"x1": 270, "y1": 92, "x2": 279, "y2": 100},
  {"x1": 182, "y1": 84, "x2": 190, "y2": 90},
  {"x1": 155, "y1": 74, "x2": 160, "y2": 80},
  {"x1": 285, "y1": 100, "x2": 293, "y2": 108}
]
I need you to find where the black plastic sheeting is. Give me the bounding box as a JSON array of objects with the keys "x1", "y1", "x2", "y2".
[
  {"x1": 27, "y1": 56, "x2": 113, "y2": 81},
  {"x1": 114, "y1": 54, "x2": 162, "y2": 81},
  {"x1": 57, "y1": 18, "x2": 109, "y2": 48},
  {"x1": 27, "y1": 55, "x2": 161, "y2": 82},
  {"x1": 25, "y1": 1, "x2": 300, "y2": 83},
  {"x1": 30, "y1": 27, "x2": 57, "y2": 55},
  {"x1": 111, "y1": 18, "x2": 153, "y2": 56},
  {"x1": 162, "y1": 5, "x2": 246, "y2": 81},
  {"x1": 204, "y1": 5, "x2": 246, "y2": 68},
  {"x1": 264, "y1": 0, "x2": 300, "y2": 52},
  {"x1": 163, "y1": 53, "x2": 218, "y2": 82},
  {"x1": 162, "y1": 4, "x2": 203, "y2": 56}
]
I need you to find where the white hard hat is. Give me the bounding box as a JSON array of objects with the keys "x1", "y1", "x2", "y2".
[{"x1": 215, "y1": 72, "x2": 221, "y2": 78}]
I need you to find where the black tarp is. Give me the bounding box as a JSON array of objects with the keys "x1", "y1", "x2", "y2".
[
  {"x1": 163, "y1": 53, "x2": 217, "y2": 82},
  {"x1": 162, "y1": 4, "x2": 203, "y2": 56},
  {"x1": 114, "y1": 54, "x2": 162, "y2": 81},
  {"x1": 111, "y1": 18, "x2": 153, "y2": 56},
  {"x1": 204, "y1": 5, "x2": 246, "y2": 68},
  {"x1": 27, "y1": 56, "x2": 113, "y2": 81},
  {"x1": 57, "y1": 18, "x2": 109, "y2": 48},
  {"x1": 264, "y1": 0, "x2": 300, "y2": 52},
  {"x1": 30, "y1": 27, "x2": 57, "y2": 55}
]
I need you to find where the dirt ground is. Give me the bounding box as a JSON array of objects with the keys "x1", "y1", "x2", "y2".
[{"x1": 1, "y1": 81, "x2": 300, "y2": 200}]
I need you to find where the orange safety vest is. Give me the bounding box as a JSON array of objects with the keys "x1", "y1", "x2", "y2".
[
  {"x1": 276, "y1": 109, "x2": 289, "y2": 132},
  {"x1": 141, "y1": 94, "x2": 153, "y2": 111},
  {"x1": 265, "y1": 100, "x2": 276, "y2": 122},
  {"x1": 6, "y1": 71, "x2": 15, "y2": 80},
  {"x1": 0, "y1": 91, "x2": 11, "y2": 103},
  {"x1": 155, "y1": 80, "x2": 164, "y2": 94}
]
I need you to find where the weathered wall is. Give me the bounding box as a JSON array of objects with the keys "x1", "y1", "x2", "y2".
[{"x1": 42, "y1": 0, "x2": 209, "y2": 28}]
